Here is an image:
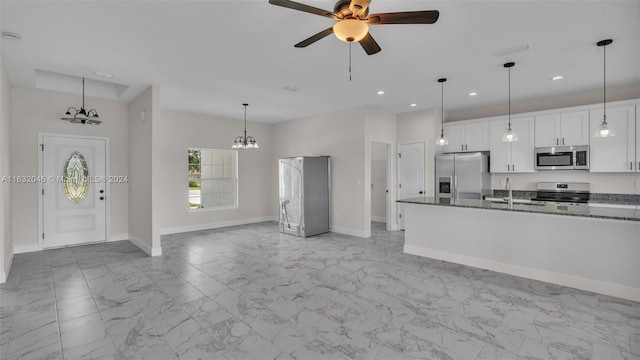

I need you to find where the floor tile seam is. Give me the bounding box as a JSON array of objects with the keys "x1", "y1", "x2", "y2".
[
  {"x1": 1, "y1": 314, "x2": 15, "y2": 360},
  {"x1": 42, "y1": 256, "x2": 65, "y2": 360},
  {"x1": 528, "y1": 325, "x2": 595, "y2": 358},
  {"x1": 72, "y1": 250, "x2": 121, "y2": 358}
]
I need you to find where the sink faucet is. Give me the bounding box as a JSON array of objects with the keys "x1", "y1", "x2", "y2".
[{"x1": 505, "y1": 177, "x2": 513, "y2": 207}]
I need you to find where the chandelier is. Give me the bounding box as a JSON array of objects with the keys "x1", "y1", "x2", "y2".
[
  {"x1": 61, "y1": 77, "x2": 101, "y2": 125},
  {"x1": 232, "y1": 103, "x2": 259, "y2": 149}
]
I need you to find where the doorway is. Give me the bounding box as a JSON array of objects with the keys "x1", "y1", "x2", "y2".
[
  {"x1": 39, "y1": 134, "x2": 108, "y2": 249},
  {"x1": 370, "y1": 141, "x2": 391, "y2": 231},
  {"x1": 397, "y1": 141, "x2": 425, "y2": 230}
]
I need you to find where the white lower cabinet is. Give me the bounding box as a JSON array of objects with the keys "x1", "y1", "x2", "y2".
[
  {"x1": 489, "y1": 117, "x2": 535, "y2": 173},
  {"x1": 590, "y1": 105, "x2": 636, "y2": 172}
]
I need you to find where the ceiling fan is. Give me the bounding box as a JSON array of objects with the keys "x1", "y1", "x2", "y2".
[{"x1": 269, "y1": 0, "x2": 440, "y2": 55}]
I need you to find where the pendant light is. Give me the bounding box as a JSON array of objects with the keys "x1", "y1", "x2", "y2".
[
  {"x1": 232, "y1": 103, "x2": 259, "y2": 149},
  {"x1": 594, "y1": 39, "x2": 615, "y2": 138},
  {"x1": 502, "y1": 62, "x2": 518, "y2": 142},
  {"x1": 436, "y1": 78, "x2": 448, "y2": 146},
  {"x1": 61, "y1": 77, "x2": 102, "y2": 125}
]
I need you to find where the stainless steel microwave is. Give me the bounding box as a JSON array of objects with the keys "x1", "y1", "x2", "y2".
[{"x1": 534, "y1": 145, "x2": 589, "y2": 170}]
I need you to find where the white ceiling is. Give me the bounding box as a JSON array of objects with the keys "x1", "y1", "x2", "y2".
[{"x1": 1, "y1": 1, "x2": 639, "y2": 124}]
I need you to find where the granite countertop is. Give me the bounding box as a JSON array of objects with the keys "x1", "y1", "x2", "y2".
[{"x1": 397, "y1": 197, "x2": 640, "y2": 222}]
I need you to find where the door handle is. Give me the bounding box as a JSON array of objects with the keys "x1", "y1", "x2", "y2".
[
  {"x1": 99, "y1": 196, "x2": 105, "y2": 201},
  {"x1": 419, "y1": 191, "x2": 424, "y2": 194}
]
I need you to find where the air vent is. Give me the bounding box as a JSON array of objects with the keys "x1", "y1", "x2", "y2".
[{"x1": 493, "y1": 43, "x2": 531, "y2": 57}]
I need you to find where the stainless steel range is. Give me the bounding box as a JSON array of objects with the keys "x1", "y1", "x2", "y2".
[{"x1": 531, "y1": 182, "x2": 590, "y2": 205}]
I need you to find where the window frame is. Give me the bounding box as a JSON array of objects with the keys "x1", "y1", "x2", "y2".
[{"x1": 188, "y1": 147, "x2": 239, "y2": 212}]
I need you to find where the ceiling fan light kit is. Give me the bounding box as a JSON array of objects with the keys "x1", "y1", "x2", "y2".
[
  {"x1": 333, "y1": 18, "x2": 369, "y2": 42},
  {"x1": 269, "y1": 0, "x2": 438, "y2": 56}
]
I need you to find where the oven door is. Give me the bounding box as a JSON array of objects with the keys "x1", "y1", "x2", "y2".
[{"x1": 535, "y1": 148, "x2": 575, "y2": 170}]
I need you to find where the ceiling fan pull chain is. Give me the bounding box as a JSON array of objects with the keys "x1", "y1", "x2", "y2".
[{"x1": 349, "y1": 42, "x2": 352, "y2": 81}]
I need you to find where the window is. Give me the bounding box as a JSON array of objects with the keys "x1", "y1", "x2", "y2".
[{"x1": 188, "y1": 148, "x2": 238, "y2": 211}]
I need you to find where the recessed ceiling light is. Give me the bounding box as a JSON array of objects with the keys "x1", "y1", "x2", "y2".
[
  {"x1": 410, "y1": 103, "x2": 417, "y2": 107},
  {"x1": 2, "y1": 31, "x2": 22, "y2": 41},
  {"x1": 377, "y1": 90, "x2": 385, "y2": 95},
  {"x1": 93, "y1": 71, "x2": 113, "y2": 78},
  {"x1": 551, "y1": 75, "x2": 564, "y2": 81},
  {"x1": 283, "y1": 85, "x2": 301, "y2": 92},
  {"x1": 469, "y1": 92, "x2": 478, "y2": 96}
]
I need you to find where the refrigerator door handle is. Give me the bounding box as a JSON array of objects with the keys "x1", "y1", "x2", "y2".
[{"x1": 453, "y1": 173, "x2": 458, "y2": 199}]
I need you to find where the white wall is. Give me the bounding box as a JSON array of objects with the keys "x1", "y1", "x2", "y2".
[
  {"x1": 156, "y1": 109, "x2": 274, "y2": 234},
  {"x1": 10, "y1": 88, "x2": 129, "y2": 254},
  {"x1": 370, "y1": 142, "x2": 387, "y2": 221},
  {"x1": 396, "y1": 108, "x2": 440, "y2": 197},
  {"x1": 0, "y1": 44, "x2": 13, "y2": 282},
  {"x1": 272, "y1": 107, "x2": 367, "y2": 237},
  {"x1": 128, "y1": 86, "x2": 158, "y2": 255},
  {"x1": 364, "y1": 107, "x2": 397, "y2": 232}
]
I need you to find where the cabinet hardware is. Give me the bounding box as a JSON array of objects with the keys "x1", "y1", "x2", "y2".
[
  {"x1": 631, "y1": 162, "x2": 633, "y2": 170},
  {"x1": 556, "y1": 138, "x2": 559, "y2": 146},
  {"x1": 562, "y1": 138, "x2": 565, "y2": 145},
  {"x1": 461, "y1": 145, "x2": 464, "y2": 151},
  {"x1": 512, "y1": 164, "x2": 515, "y2": 171}
]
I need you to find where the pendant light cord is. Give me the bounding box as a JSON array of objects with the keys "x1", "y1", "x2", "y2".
[
  {"x1": 603, "y1": 44, "x2": 607, "y2": 121},
  {"x1": 82, "y1": 77, "x2": 85, "y2": 109},
  {"x1": 441, "y1": 81, "x2": 444, "y2": 134},
  {"x1": 243, "y1": 104, "x2": 248, "y2": 143},
  {"x1": 508, "y1": 67, "x2": 511, "y2": 130}
]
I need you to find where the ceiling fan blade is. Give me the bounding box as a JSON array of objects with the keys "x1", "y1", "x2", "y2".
[
  {"x1": 294, "y1": 27, "x2": 334, "y2": 48},
  {"x1": 269, "y1": 0, "x2": 337, "y2": 19},
  {"x1": 359, "y1": 33, "x2": 381, "y2": 55},
  {"x1": 367, "y1": 10, "x2": 439, "y2": 25}
]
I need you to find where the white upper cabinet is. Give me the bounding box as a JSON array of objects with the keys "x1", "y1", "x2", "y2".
[
  {"x1": 443, "y1": 121, "x2": 489, "y2": 152},
  {"x1": 489, "y1": 117, "x2": 535, "y2": 173},
  {"x1": 534, "y1": 111, "x2": 589, "y2": 147},
  {"x1": 589, "y1": 105, "x2": 636, "y2": 172}
]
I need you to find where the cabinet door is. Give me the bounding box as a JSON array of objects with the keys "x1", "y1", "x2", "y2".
[
  {"x1": 560, "y1": 111, "x2": 589, "y2": 146},
  {"x1": 489, "y1": 120, "x2": 510, "y2": 173},
  {"x1": 534, "y1": 114, "x2": 560, "y2": 147},
  {"x1": 509, "y1": 117, "x2": 535, "y2": 173},
  {"x1": 590, "y1": 106, "x2": 636, "y2": 172},
  {"x1": 443, "y1": 124, "x2": 465, "y2": 152},
  {"x1": 464, "y1": 122, "x2": 490, "y2": 151}
]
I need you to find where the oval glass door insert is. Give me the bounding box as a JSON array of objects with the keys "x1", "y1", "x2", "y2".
[{"x1": 63, "y1": 151, "x2": 90, "y2": 204}]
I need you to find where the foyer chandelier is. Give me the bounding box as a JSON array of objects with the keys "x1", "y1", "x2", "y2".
[{"x1": 61, "y1": 77, "x2": 102, "y2": 125}]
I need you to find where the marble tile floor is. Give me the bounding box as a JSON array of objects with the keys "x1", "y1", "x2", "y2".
[{"x1": 1, "y1": 221, "x2": 639, "y2": 360}]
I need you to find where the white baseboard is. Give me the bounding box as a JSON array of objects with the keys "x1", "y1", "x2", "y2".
[
  {"x1": 109, "y1": 233, "x2": 129, "y2": 242},
  {"x1": 404, "y1": 244, "x2": 640, "y2": 303},
  {"x1": 13, "y1": 243, "x2": 40, "y2": 254},
  {"x1": 0, "y1": 250, "x2": 13, "y2": 283},
  {"x1": 330, "y1": 226, "x2": 370, "y2": 238},
  {"x1": 371, "y1": 216, "x2": 386, "y2": 223},
  {"x1": 160, "y1": 216, "x2": 278, "y2": 235},
  {"x1": 128, "y1": 236, "x2": 162, "y2": 257}
]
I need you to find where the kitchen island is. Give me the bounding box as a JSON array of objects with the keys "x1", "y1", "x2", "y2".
[{"x1": 398, "y1": 197, "x2": 640, "y2": 301}]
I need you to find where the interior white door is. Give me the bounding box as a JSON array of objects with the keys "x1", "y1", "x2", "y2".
[
  {"x1": 398, "y1": 142, "x2": 425, "y2": 230},
  {"x1": 42, "y1": 136, "x2": 106, "y2": 248}
]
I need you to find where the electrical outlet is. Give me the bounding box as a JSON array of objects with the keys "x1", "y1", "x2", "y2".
[{"x1": 500, "y1": 179, "x2": 507, "y2": 186}]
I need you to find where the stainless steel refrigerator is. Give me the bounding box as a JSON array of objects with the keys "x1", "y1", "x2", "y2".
[
  {"x1": 436, "y1": 152, "x2": 491, "y2": 200},
  {"x1": 279, "y1": 156, "x2": 330, "y2": 237}
]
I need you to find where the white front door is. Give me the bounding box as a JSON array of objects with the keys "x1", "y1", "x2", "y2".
[
  {"x1": 398, "y1": 142, "x2": 425, "y2": 230},
  {"x1": 42, "y1": 136, "x2": 107, "y2": 248}
]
